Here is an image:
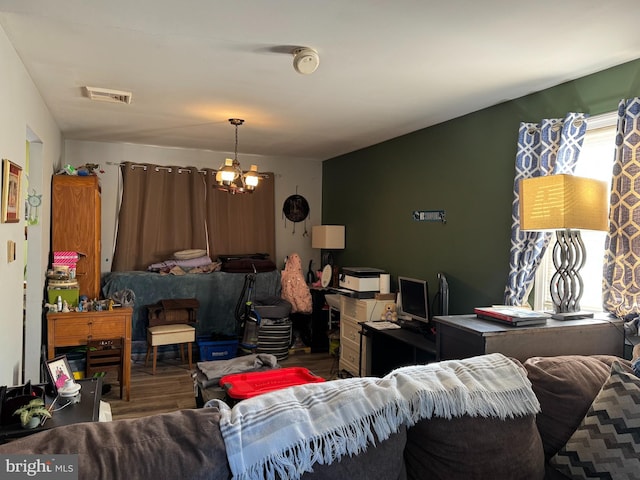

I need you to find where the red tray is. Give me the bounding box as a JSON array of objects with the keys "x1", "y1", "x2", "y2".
[{"x1": 220, "y1": 367, "x2": 325, "y2": 400}]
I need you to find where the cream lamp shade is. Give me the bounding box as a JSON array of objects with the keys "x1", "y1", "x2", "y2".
[
  {"x1": 312, "y1": 225, "x2": 345, "y2": 249},
  {"x1": 519, "y1": 174, "x2": 608, "y2": 232}
]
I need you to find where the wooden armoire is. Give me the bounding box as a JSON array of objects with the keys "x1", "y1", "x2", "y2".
[{"x1": 51, "y1": 175, "x2": 101, "y2": 299}]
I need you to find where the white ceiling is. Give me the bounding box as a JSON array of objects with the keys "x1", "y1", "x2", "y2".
[{"x1": 1, "y1": 0, "x2": 640, "y2": 162}]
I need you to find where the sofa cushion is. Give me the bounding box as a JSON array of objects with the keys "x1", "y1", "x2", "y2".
[
  {"x1": 300, "y1": 427, "x2": 407, "y2": 480},
  {"x1": 550, "y1": 361, "x2": 640, "y2": 479},
  {"x1": 0, "y1": 408, "x2": 231, "y2": 480},
  {"x1": 404, "y1": 414, "x2": 544, "y2": 480},
  {"x1": 523, "y1": 355, "x2": 633, "y2": 460}
]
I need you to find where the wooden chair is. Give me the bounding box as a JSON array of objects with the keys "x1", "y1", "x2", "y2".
[
  {"x1": 145, "y1": 299, "x2": 199, "y2": 375},
  {"x1": 86, "y1": 338, "x2": 124, "y2": 399}
]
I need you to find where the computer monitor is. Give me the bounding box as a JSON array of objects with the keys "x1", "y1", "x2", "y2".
[{"x1": 397, "y1": 276, "x2": 430, "y2": 324}]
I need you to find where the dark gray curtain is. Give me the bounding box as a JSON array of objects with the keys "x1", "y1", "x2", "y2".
[{"x1": 112, "y1": 162, "x2": 275, "y2": 271}]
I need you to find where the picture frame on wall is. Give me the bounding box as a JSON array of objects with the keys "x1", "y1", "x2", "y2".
[{"x1": 1, "y1": 159, "x2": 22, "y2": 223}]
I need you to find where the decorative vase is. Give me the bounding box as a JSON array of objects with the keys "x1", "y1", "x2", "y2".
[{"x1": 22, "y1": 417, "x2": 41, "y2": 429}]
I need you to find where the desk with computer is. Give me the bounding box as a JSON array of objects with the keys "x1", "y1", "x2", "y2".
[
  {"x1": 354, "y1": 271, "x2": 624, "y2": 376},
  {"x1": 356, "y1": 274, "x2": 449, "y2": 377}
]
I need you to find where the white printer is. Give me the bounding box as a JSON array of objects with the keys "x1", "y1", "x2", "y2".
[{"x1": 339, "y1": 267, "x2": 386, "y2": 298}]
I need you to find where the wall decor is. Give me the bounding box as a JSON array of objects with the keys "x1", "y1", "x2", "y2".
[
  {"x1": 282, "y1": 188, "x2": 310, "y2": 235},
  {"x1": 26, "y1": 189, "x2": 42, "y2": 225},
  {"x1": 412, "y1": 210, "x2": 447, "y2": 224},
  {"x1": 1, "y1": 159, "x2": 22, "y2": 223}
]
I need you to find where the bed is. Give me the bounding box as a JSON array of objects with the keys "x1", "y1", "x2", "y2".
[{"x1": 101, "y1": 270, "x2": 282, "y2": 354}]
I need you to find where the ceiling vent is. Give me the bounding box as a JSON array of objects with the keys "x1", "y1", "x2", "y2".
[{"x1": 82, "y1": 86, "x2": 132, "y2": 104}]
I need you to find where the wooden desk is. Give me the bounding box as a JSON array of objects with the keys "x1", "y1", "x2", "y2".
[
  {"x1": 432, "y1": 314, "x2": 626, "y2": 362},
  {"x1": 360, "y1": 323, "x2": 436, "y2": 377},
  {"x1": 47, "y1": 308, "x2": 132, "y2": 401}
]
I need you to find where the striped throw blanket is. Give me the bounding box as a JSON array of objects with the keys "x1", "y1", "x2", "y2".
[{"x1": 208, "y1": 353, "x2": 539, "y2": 480}]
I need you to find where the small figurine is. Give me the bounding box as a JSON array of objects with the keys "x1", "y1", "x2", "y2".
[
  {"x1": 62, "y1": 300, "x2": 70, "y2": 313},
  {"x1": 381, "y1": 303, "x2": 398, "y2": 322},
  {"x1": 76, "y1": 163, "x2": 103, "y2": 176}
]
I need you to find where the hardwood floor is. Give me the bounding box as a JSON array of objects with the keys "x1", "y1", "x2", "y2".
[{"x1": 103, "y1": 351, "x2": 340, "y2": 420}]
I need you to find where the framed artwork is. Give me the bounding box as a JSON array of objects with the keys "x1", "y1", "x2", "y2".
[
  {"x1": 1, "y1": 159, "x2": 22, "y2": 223},
  {"x1": 46, "y1": 355, "x2": 74, "y2": 393}
]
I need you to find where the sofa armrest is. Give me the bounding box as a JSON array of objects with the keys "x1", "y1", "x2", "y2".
[{"x1": 0, "y1": 408, "x2": 231, "y2": 480}]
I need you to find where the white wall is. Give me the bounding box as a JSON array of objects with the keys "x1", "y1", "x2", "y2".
[
  {"x1": 0, "y1": 20, "x2": 322, "y2": 387},
  {"x1": 0, "y1": 26, "x2": 62, "y2": 386},
  {"x1": 63, "y1": 140, "x2": 324, "y2": 275}
]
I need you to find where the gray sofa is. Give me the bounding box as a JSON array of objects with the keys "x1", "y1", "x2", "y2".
[{"x1": 0, "y1": 354, "x2": 633, "y2": 480}]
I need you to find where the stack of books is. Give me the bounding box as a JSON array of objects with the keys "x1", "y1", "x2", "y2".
[{"x1": 474, "y1": 306, "x2": 550, "y2": 327}]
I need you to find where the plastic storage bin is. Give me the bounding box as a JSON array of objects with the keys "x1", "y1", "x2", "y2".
[
  {"x1": 197, "y1": 336, "x2": 238, "y2": 361},
  {"x1": 220, "y1": 367, "x2": 325, "y2": 400},
  {"x1": 47, "y1": 288, "x2": 79, "y2": 308}
]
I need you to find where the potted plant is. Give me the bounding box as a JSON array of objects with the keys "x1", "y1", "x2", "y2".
[{"x1": 13, "y1": 398, "x2": 51, "y2": 429}]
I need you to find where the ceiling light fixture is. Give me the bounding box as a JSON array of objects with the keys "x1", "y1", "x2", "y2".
[
  {"x1": 292, "y1": 47, "x2": 320, "y2": 75},
  {"x1": 215, "y1": 118, "x2": 260, "y2": 194}
]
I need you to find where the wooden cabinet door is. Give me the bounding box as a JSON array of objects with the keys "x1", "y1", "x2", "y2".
[{"x1": 52, "y1": 176, "x2": 101, "y2": 298}]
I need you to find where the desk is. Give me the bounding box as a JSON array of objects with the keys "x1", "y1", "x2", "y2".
[
  {"x1": 47, "y1": 308, "x2": 132, "y2": 401},
  {"x1": 360, "y1": 324, "x2": 436, "y2": 377},
  {"x1": 432, "y1": 314, "x2": 626, "y2": 362},
  {"x1": 0, "y1": 378, "x2": 102, "y2": 443}
]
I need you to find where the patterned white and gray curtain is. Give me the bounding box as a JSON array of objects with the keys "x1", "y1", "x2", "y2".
[
  {"x1": 504, "y1": 113, "x2": 588, "y2": 306},
  {"x1": 603, "y1": 98, "x2": 640, "y2": 319}
]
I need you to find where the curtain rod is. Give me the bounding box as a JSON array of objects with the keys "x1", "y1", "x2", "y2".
[
  {"x1": 106, "y1": 161, "x2": 269, "y2": 177},
  {"x1": 107, "y1": 162, "x2": 205, "y2": 174}
]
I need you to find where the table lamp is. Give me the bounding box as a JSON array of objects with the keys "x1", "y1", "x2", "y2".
[{"x1": 519, "y1": 174, "x2": 608, "y2": 320}]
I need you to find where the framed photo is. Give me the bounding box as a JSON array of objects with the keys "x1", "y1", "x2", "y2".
[
  {"x1": 46, "y1": 355, "x2": 74, "y2": 393},
  {"x1": 1, "y1": 159, "x2": 22, "y2": 223}
]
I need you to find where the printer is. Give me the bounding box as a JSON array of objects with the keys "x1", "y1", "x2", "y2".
[{"x1": 339, "y1": 267, "x2": 386, "y2": 298}]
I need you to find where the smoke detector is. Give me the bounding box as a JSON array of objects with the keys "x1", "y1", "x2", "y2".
[
  {"x1": 82, "y1": 86, "x2": 132, "y2": 104},
  {"x1": 292, "y1": 48, "x2": 319, "y2": 75}
]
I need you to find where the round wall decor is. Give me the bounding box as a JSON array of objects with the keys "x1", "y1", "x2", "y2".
[
  {"x1": 282, "y1": 193, "x2": 310, "y2": 235},
  {"x1": 282, "y1": 194, "x2": 310, "y2": 223}
]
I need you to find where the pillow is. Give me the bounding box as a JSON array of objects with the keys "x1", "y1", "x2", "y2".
[
  {"x1": 404, "y1": 415, "x2": 545, "y2": 479},
  {"x1": 174, "y1": 248, "x2": 207, "y2": 260},
  {"x1": 550, "y1": 361, "x2": 640, "y2": 479},
  {"x1": 221, "y1": 258, "x2": 276, "y2": 273},
  {"x1": 523, "y1": 355, "x2": 633, "y2": 460}
]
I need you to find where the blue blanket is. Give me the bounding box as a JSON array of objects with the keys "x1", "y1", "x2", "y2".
[{"x1": 102, "y1": 270, "x2": 281, "y2": 342}]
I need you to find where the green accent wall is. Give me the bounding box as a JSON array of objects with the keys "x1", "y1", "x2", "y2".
[{"x1": 322, "y1": 58, "x2": 640, "y2": 315}]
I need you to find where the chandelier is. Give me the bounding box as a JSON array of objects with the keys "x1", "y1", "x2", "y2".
[{"x1": 215, "y1": 118, "x2": 260, "y2": 194}]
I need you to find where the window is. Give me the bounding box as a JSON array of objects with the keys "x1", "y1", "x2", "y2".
[{"x1": 533, "y1": 112, "x2": 617, "y2": 313}]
